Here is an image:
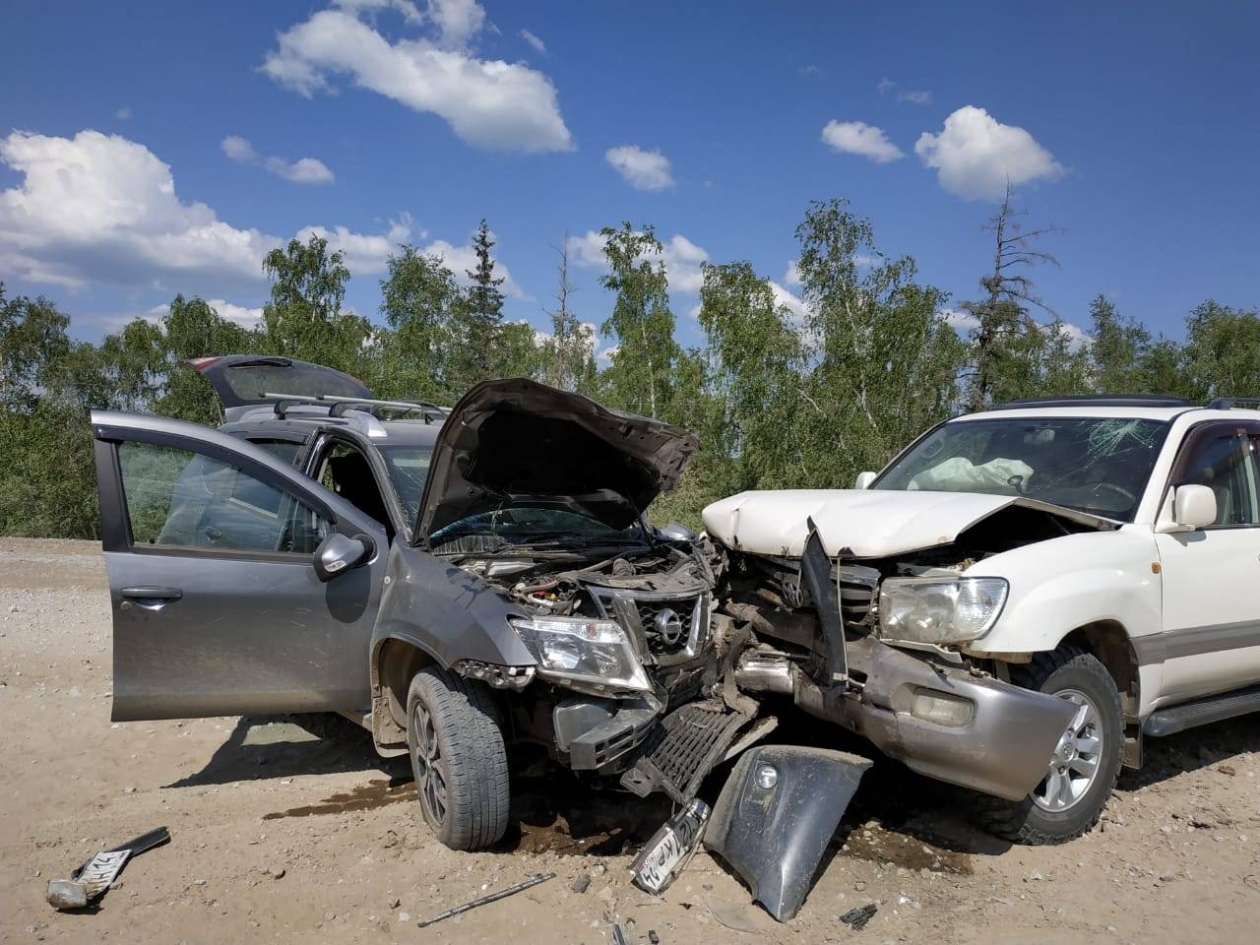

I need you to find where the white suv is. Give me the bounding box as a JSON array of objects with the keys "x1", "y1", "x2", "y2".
[{"x1": 702, "y1": 394, "x2": 1260, "y2": 843}]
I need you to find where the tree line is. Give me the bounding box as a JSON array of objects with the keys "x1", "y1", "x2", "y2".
[{"x1": 2, "y1": 196, "x2": 1257, "y2": 539}]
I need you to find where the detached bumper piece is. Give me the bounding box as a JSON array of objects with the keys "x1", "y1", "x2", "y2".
[
  {"x1": 620, "y1": 700, "x2": 754, "y2": 803},
  {"x1": 704, "y1": 746, "x2": 871, "y2": 922}
]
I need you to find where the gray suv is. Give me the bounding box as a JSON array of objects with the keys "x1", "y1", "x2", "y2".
[{"x1": 91, "y1": 356, "x2": 720, "y2": 850}]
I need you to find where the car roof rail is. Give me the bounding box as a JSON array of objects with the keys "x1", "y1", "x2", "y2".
[
  {"x1": 261, "y1": 392, "x2": 451, "y2": 423},
  {"x1": 1206, "y1": 397, "x2": 1260, "y2": 410},
  {"x1": 992, "y1": 393, "x2": 1192, "y2": 410}
]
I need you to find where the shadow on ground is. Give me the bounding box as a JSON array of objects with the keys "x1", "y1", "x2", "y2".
[
  {"x1": 164, "y1": 713, "x2": 405, "y2": 789},
  {"x1": 162, "y1": 699, "x2": 1260, "y2": 866}
]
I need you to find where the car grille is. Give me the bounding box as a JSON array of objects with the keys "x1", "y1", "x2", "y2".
[
  {"x1": 836, "y1": 565, "x2": 880, "y2": 631},
  {"x1": 637, "y1": 597, "x2": 700, "y2": 656},
  {"x1": 589, "y1": 588, "x2": 709, "y2": 666}
]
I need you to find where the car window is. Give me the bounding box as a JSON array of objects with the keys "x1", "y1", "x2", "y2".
[
  {"x1": 118, "y1": 441, "x2": 330, "y2": 554},
  {"x1": 245, "y1": 438, "x2": 304, "y2": 466},
  {"x1": 875, "y1": 417, "x2": 1170, "y2": 521},
  {"x1": 1182, "y1": 434, "x2": 1260, "y2": 526},
  {"x1": 378, "y1": 445, "x2": 433, "y2": 522},
  {"x1": 317, "y1": 442, "x2": 391, "y2": 528}
]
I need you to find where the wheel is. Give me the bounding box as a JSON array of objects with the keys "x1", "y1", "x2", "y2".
[
  {"x1": 973, "y1": 646, "x2": 1124, "y2": 845},
  {"x1": 406, "y1": 665, "x2": 510, "y2": 851}
]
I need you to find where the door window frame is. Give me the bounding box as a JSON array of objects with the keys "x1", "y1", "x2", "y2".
[
  {"x1": 1162, "y1": 419, "x2": 1260, "y2": 531},
  {"x1": 95, "y1": 420, "x2": 372, "y2": 562}
]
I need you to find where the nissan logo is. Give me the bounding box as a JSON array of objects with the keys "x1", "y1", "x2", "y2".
[{"x1": 654, "y1": 608, "x2": 685, "y2": 646}]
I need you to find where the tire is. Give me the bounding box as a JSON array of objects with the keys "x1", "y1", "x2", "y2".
[
  {"x1": 406, "y1": 665, "x2": 510, "y2": 851},
  {"x1": 973, "y1": 646, "x2": 1124, "y2": 845}
]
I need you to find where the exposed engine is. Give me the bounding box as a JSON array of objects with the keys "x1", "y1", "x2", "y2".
[{"x1": 455, "y1": 541, "x2": 720, "y2": 678}]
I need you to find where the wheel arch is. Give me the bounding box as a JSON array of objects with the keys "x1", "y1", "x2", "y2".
[
  {"x1": 371, "y1": 635, "x2": 440, "y2": 750},
  {"x1": 1059, "y1": 621, "x2": 1141, "y2": 722}
]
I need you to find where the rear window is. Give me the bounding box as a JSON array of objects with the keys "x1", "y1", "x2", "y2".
[{"x1": 222, "y1": 363, "x2": 369, "y2": 402}]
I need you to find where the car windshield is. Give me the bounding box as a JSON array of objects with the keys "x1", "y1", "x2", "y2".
[
  {"x1": 874, "y1": 416, "x2": 1171, "y2": 521},
  {"x1": 430, "y1": 501, "x2": 646, "y2": 550},
  {"x1": 378, "y1": 445, "x2": 433, "y2": 522}
]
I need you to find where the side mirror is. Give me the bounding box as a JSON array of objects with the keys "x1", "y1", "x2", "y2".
[
  {"x1": 313, "y1": 533, "x2": 370, "y2": 582},
  {"x1": 854, "y1": 471, "x2": 877, "y2": 490},
  {"x1": 1161, "y1": 484, "x2": 1217, "y2": 533}
]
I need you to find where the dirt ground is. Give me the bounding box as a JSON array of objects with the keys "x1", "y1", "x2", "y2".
[{"x1": 2, "y1": 538, "x2": 1259, "y2": 944}]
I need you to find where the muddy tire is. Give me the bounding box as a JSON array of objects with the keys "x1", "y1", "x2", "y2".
[
  {"x1": 406, "y1": 666, "x2": 510, "y2": 851},
  {"x1": 973, "y1": 646, "x2": 1124, "y2": 845}
]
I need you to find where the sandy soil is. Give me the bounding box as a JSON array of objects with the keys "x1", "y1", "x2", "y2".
[{"x1": 2, "y1": 537, "x2": 1259, "y2": 944}]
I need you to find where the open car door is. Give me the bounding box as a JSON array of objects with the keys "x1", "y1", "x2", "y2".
[{"x1": 91, "y1": 411, "x2": 389, "y2": 721}]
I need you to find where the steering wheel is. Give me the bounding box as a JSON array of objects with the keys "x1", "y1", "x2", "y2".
[
  {"x1": 1087, "y1": 481, "x2": 1137, "y2": 509},
  {"x1": 1006, "y1": 474, "x2": 1029, "y2": 496}
]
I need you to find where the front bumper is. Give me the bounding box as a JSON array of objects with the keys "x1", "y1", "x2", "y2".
[
  {"x1": 791, "y1": 637, "x2": 1076, "y2": 800},
  {"x1": 552, "y1": 696, "x2": 659, "y2": 772}
]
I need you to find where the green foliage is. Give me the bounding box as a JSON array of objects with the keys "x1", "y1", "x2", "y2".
[
  {"x1": 598, "y1": 224, "x2": 683, "y2": 421},
  {"x1": 261, "y1": 235, "x2": 370, "y2": 373},
  {"x1": 1, "y1": 200, "x2": 1252, "y2": 541}
]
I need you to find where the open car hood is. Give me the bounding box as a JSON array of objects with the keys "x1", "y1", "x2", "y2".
[
  {"x1": 701, "y1": 488, "x2": 1117, "y2": 560},
  {"x1": 414, "y1": 379, "x2": 700, "y2": 544}
]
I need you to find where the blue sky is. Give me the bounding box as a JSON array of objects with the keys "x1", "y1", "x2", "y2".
[{"x1": 1, "y1": 0, "x2": 1256, "y2": 352}]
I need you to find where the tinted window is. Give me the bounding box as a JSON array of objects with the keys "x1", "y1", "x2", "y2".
[
  {"x1": 119, "y1": 441, "x2": 329, "y2": 553},
  {"x1": 222, "y1": 362, "x2": 369, "y2": 403},
  {"x1": 378, "y1": 446, "x2": 433, "y2": 521},
  {"x1": 247, "y1": 439, "x2": 304, "y2": 466},
  {"x1": 1182, "y1": 434, "x2": 1260, "y2": 526}
]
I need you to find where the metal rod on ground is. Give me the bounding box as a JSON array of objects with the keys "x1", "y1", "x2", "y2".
[{"x1": 416, "y1": 872, "x2": 556, "y2": 928}]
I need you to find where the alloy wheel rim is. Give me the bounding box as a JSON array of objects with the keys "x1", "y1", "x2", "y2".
[
  {"x1": 411, "y1": 702, "x2": 447, "y2": 826},
  {"x1": 1033, "y1": 688, "x2": 1103, "y2": 813}
]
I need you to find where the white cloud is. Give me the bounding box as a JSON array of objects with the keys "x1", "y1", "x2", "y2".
[
  {"x1": 266, "y1": 156, "x2": 335, "y2": 184},
  {"x1": 115, "y1": 107, "x2": 132, "y2": 121},
  {"x1": 941, "y1": 308, "x2": 981, "y2": 334},
  {"x1": 297, "y1": 215, "x2": 414, "y2": 276},
  {"x1": 821, "y1": 120, "x2": 904, "y2": 164},
  {"x1": 424, "y1": 0, "x2": 485, "y2": 48},
  {"x1": 221, "y1": 136, "x2": 335, "y2": 184},
  {"x1": 876, "y1": 77, "x2": 896, "y2": 95},
  {"x1": 262, "y1": 6, "x2": 573, "y2": 153},
  {"x1": 784, "y1": 261, "x2": 801, "y2": 286},
  {"x1": 769, "y1": 281, "x2": 810, "y2": 323},
  {"x1": 915, "y1": 106, "x2": 1065, "y2": 201},
  {"x1": 898, "y1": 90, "x2": 932, "y2": 105},
  {"x1": 567, "y1": 229, "x2": 707, "y2": 293},
  {"x1": 520, "y1": 29, "x2": 546, "y2": 54},
  {"x1": 605, "y1": 145, "x2": 675, "y2": 191},
  {"x1": 220, "y1": 135, "x2": 257, "y2": 162},
  {"x1": 0, "y1": 129, "x2": 404, "y2": 293}
]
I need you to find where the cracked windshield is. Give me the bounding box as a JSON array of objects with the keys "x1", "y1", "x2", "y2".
[{"x1": 874, "y1": 417, "x2": 1170, "y2": 520}]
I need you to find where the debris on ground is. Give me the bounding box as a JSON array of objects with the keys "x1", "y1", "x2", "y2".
[
  {"x1": 46, "y1": 826, "x2": 170, "y2": 911},
  {"x1": 630, "y1": 798, "x2": 709, "y2": 895},
  {"x1": 570, "y1": 873, "x2": 591, "y2": 894},
  {"x1": 416, "y1": 873, "x2": 555, "y2": 928},
  {"x1": 839, "y1": 903, "x2": 878, "y2": 932}
]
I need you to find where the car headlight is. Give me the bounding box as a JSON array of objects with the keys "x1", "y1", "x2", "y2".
[
  {"x1": 878, "y1": 577, "x2": 1008, "y2": 645},
  {"x1": 510, "y1": 616, "x2": 650, "y2": 692}
]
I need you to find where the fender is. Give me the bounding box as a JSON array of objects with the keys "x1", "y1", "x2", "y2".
[
  {"x1": 965, "y1": 527, "x2": 1164, "y2": 716},
  {"x1": 369, "y1": 542, "x2": 537, "y2": 671}
]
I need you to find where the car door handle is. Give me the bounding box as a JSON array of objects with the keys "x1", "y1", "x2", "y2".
[{"x1": 120, "y1": 586, "x2": 184, "y2": 610}]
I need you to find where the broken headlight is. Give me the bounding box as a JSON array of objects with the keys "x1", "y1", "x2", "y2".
[
  {"x1": 878, "y1": 577, "x2": 1008, "y2": 645},
  {"x1": 510, "y1": 616, "x2": 651, "y2": 692}
]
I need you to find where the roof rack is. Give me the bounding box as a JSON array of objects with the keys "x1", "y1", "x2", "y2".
[
  {"x1": 261, "y1": 392, "x2": 451, "y2": 423},
  {"x1": 1206, "y1": 397, "x2": 1260, "y2": 410},
  {"x1": 992, "y1": 394, "x2": 1192, "y2": 410}
]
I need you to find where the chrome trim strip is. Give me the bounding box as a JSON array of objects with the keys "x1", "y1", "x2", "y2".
[{"x1": 1133, "y1": 619, "x2": 1260, "y2": 665}]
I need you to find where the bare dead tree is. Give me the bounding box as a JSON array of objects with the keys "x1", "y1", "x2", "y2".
[
  {"x1": 964, "y1": 181, "x2": 1062, "y2": 410},
  {"x1": 542, "y1": 234, "x2": 583, "y2": 391}
]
